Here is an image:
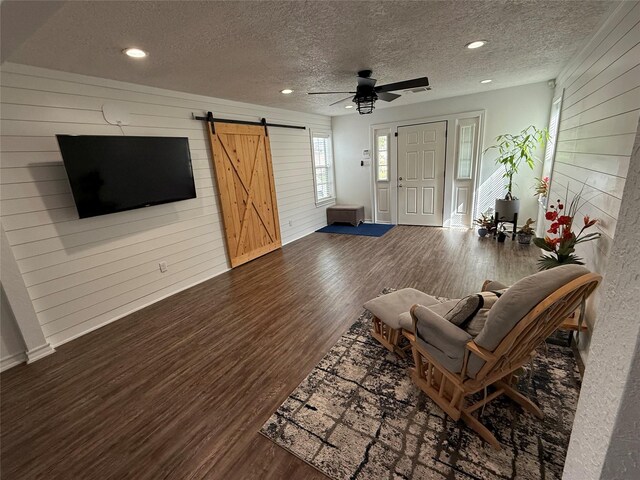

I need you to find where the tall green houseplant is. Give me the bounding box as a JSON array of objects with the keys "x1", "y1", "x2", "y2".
[{"x1": 485, "y1": 125, "x2": 549, "y2": 200}]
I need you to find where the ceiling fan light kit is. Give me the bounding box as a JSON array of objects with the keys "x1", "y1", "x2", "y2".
[
  {"x1": 308, "y1": 69, "x2": 430, "y2": 115},
  {"x1": 354, "y1": 96, "x2": 375, "y2": 114}
]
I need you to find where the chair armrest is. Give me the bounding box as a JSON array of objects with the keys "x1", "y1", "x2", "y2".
[
  {"x1": 481, "y1": 279, "x2": 509, "y2": 291},
  {"x1": 465, "y1": 340, "x2": 496, "y2": 362},
  {"x1": 411, "y1": 304, "x2": 472, "y2": 353}
]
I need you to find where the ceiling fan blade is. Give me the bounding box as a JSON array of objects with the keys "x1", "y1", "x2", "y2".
[
  {"x1": 357, "y1": 76, "x2": 377, "y2": 88},
  {"x1": 329, "y1": 96, "x2": 354, "y2": 106},
  {"x1": 308, "y1": 91, "x2": 356, "y2": 95},
  {"x1": 375, "y1": 77, "x2": 430, "y2": 93},
  {"x1": 377, "y1": 92, "x2": 401, "y2": 102}
]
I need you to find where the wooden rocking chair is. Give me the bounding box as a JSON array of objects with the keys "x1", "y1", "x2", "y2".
[{"x1": 401, "y1": 265, "x2": 601, "y2": 449}]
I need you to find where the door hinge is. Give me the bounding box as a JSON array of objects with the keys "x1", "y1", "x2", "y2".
[{"x1": 394, "y1": 132, "x2": 398, "y2": 137}]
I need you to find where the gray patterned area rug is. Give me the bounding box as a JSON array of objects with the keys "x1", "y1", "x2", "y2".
[{"x1": 260, "y1": 294, "x2": 582, "y2": 480}]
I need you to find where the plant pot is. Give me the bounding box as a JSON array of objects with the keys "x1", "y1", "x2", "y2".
[
  {"x1": 478, "y1": 227, "x2": 488, "y2": 237},
  {"x1": 517, "y1": 233, "x2": 533, "y2": 245},
  {"x1": 497, "y1": 232, "x2": 506, "y2": 243},
  {"x1": 495, "y1": 198, "x2": 520, "y2": 220}
]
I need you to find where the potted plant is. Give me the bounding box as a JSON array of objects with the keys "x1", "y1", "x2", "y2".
[
  {"x1": 484, "y1": 126, "x2": 549, "y2": 221},
  {"x1": 533, "y1": 186, "x2": 601, "y2": 270},
  {"x1": 534, "y1": 176, "x2": 549, "y2": 199},
  {"x1": 516, "y1": 218, "x2": 535, "y2": 244},
  {"x1": 497, "y1": 224, "x2": 507, "y2": 243},
  {"x1": 474, "y1": 210, "x2": 495, "y2": 237}
]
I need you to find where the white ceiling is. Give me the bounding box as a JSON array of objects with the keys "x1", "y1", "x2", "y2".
[{"x1": 1, "y1": 0, "x2": 617, "y2": 116}]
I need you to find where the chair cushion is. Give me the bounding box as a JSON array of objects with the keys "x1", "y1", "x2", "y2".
[
  {"x1": 417, "y1": 337, "x2": 466, "y2": 373},
  {"x1": 398, "y1": 298, "x2": 460, "y2": 332},
  {"x1": 412, "y1": 304, "x2": 472, "y2": 374},
  {"x1": 398, "y1": 311, "x2": 413, "y2": 331},
  {"x1": 425, "y1": 299, "x2": 459, "y2": 317},
  {"x1": 363, "y1": 288, "x2": 441, "y2": 330},
  {"x1": 468, "y1": 264, "x2": 590, "y2": 377}
]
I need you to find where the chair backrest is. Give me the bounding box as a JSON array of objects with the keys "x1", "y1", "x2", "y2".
[{"x1": 467, "y1": 265, "x2": 601, "y2": 379}]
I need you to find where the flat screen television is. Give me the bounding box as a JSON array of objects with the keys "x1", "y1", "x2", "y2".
[{"x1": 57, "y1": 135, "x2": 196, "y2": 219}]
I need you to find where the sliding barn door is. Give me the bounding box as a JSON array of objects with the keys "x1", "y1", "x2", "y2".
[{"x1": 207, "y1": 122, "x2": 282, "y2": 267}]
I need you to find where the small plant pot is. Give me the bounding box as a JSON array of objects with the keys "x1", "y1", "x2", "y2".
[
  {"x1": 478, "y1": 227, "x2": 488, "y2": 237},
  {"x1": 517, "y1": 233, "x2": 533, "y2": 245},
  {"x1": 497, "y1": 232, "x2": 507, "y2": 243}
]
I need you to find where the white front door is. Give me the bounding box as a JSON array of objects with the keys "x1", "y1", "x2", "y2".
[{"x1": 397, "y1": 121, "x2": 447, "y2": 226}]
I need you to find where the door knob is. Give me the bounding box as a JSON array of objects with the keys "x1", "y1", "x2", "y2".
[{"x1": 399, "y1": 177, "x2": 403, "y2": 180}]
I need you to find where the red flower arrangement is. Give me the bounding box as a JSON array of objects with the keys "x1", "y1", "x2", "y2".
[{"x1": 533, "y1": 186, "x2": 601, "y2": 270}]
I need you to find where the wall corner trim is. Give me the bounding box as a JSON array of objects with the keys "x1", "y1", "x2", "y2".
[
  {"x1": 0, "y1": 352, "x2": 27, "y2": 372},
  {"x1": 26, "y1": 343, "x2": 55, "y2": 364}
]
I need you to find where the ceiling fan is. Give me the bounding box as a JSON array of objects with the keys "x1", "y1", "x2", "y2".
[{"x1": 308, "y1": 70, "x2": 430, "y2": 114}]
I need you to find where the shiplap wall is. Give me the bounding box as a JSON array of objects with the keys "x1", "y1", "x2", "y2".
[
  {"x1": 0, "y1": 63, "x2": 331, "y2": 347},
  {"x1": 0, "y1": 284, "x2": 26, "y2": 370},
  {"x1": 549, "y1": 2, "x2": 640, "y2": 361}
]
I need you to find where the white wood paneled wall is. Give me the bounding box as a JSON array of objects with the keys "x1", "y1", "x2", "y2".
[
  {"x1": 0, "y1": 63, "x2": 331, "y2": 347},
  {"x1": 549, "y1": 2, "x2": 640, "y2": 359}
]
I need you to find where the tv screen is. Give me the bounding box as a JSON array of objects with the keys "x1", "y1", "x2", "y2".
[{"x1": 57, "y1": 135, "x2": 196, "y2": 219}]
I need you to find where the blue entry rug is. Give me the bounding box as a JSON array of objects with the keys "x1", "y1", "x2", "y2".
[{"x1": 316, "y1": 223, "x2": 395, "y2": 237}]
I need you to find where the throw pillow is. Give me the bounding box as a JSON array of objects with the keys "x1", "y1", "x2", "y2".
[
  {"x1": 482, "y1": 280, "x2": 509, "y2": 291},
  {"x1": 443, "y1": 289, "x2": 506, "y2": 337}
]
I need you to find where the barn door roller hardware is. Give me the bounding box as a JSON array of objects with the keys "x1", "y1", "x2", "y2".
[{"x1": 193, "y1": 112, "x2": 306, "y2": 136}]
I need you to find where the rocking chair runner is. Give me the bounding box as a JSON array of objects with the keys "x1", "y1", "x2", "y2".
[{"x1": 400, "y1": 265, "x2": 601, "y2": 449}]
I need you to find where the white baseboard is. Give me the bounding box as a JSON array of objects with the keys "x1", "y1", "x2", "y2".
[
  {"x1": 26, "y1": 343, "x2": 55, "y2": 363},
  {"x1": 1, "y1": 352, "x2": 27, "y2": 372},
  {"x1": 50, "y1": 228, "x2": 320, "y2": 349},
  {"x1": 282, "y1": 225, "x2": 322, "y2": 246}
]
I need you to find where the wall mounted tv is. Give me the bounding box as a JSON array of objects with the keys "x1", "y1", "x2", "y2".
[{"x1": 57, "y1": 135, "x2": 197, "y2": 219}]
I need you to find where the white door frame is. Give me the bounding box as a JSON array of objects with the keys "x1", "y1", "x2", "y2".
[{"x1": 369, "y1": 110, "x2": 486, "y2": 226}]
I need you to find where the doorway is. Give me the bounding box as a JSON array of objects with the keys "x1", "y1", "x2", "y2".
[{"x1": 396, "y1": 121, "x2": 447, "y2": 226}]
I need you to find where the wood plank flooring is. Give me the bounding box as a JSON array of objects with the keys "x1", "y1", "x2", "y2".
[{"x1": 1, "y1": 226, "x2": 540, "y2": 480}]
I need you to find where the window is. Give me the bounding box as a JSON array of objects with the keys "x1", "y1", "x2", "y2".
[
  {"x1": 540, "y1": 94, "x2": 563, "y2": 208},
  {"x1": 376, "y1": 132, "x2": 390, "y2": 181},
  {"x1": 456, "y1": 123, "x2": 475, "y2": 179},
  {"x1": 311, "y1": 133, "x2": 335, "y2": 205}
]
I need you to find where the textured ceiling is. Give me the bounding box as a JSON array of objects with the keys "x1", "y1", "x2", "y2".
[{"x1": 1, "y1": 0, "x2": 617, "y2": 116}]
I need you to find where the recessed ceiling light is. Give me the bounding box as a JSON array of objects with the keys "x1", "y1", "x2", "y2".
[
  {"x1": 123, "y1": 48, "x2": 147, "y2": 58},
  {"x1": 345, "y1": 105, "x2": 354, "y2": 109},
  {"x1": 466, "y1": 40, "x2": 487, "y2": 49},
  {"x1": 280, "y1": 89, "x2": 294, "y2": 94},
  {"x1": 480, "y1": 79, "x2": 492, "y2": 84}
]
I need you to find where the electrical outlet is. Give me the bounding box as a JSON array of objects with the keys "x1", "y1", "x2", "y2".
[
  {"x1": 288, "y1": 220, "x2": 293, "y2": 227},
  {"x1": 159, "y1": 261, "x2": 168, "y2": 273}
]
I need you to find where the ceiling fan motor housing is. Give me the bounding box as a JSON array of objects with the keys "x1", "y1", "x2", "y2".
[{"x1": 355, "y1": 72, "x2": 378, "y2": 114}]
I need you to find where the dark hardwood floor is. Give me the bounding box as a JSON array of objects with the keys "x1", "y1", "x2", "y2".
[{"x1": 1, "y1": 226, "x2": 540, "y2": 480}]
